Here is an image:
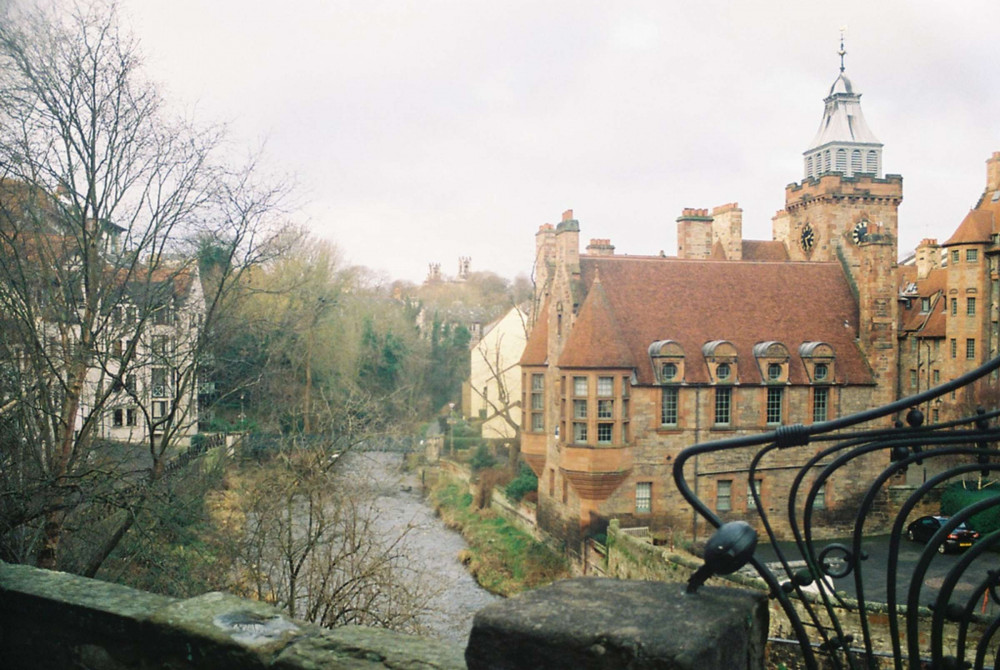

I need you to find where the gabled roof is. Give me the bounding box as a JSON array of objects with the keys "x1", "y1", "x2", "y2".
[
  {"x1": 558, "y1": 271, "x2": 634, "y2": 369},
  {"x1": 553, "y1": 256, "x2": 871, "y2": 385},
  {"x1": 520, "y1": 298, "x2": 549, "y2": 366},
  {"x1": 900, "y1": 267, "x2": 946, "y2": 337},
  {"x1": 478, "y1": 304, "x2": 529, "y2": 341}
]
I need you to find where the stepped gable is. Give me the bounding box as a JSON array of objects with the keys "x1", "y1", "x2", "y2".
[
  {"x1": 573, "y1": 256, "x2": 872, "y2": 386},
  {"x1": 557, "y1": 269, "x2": 634, "y2": 369},
  {"x1": 519, "y1": 297, "x2": 549, "y2": 366}
]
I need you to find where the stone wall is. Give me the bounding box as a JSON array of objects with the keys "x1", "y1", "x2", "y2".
[
  {"x1": 1, "y1": 559, "x2": 771, "y2": 670},
  {"x1": 490, "y1": 489, "x2": 541, "y2": 540},
  {"x1": 0, "y1": 561, "x2": 465, "y2": 670}
]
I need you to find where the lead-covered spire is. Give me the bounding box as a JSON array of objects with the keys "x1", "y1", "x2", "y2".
[{"x1": 802, "y1": 35, "x2": 883, "y2": 180}]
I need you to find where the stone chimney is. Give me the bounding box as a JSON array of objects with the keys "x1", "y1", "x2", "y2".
[
  {"x1": 914, "y1": 238, "x2": 940, "y2": 280},
  {"x1": 711, "y1": 202, "x2": 743, "y2": 261},
  {"x1": 533, "y1": 223, "x2": 556, "y2": 295},
  {"x1": 555, "y1": 209, "x2": 580, "y2": 272},
  {"x1": 585, "y1": 238, "x2": 615, "y2": 256},
  {"x1": 676, "y1": 208, "x2": 712, "y2": 259},
  {"x1": 987, "y1": 152, "x2": 1000, "y2": 194}
]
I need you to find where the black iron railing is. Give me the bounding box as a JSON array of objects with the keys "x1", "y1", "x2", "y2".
[{"x1": 675, "y1": 355, "x2": 1000, "y2": 669}]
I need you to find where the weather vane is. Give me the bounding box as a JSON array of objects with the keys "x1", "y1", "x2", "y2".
[{"x1": 838, "y1": 26, "x2": 847, "y2": 72}]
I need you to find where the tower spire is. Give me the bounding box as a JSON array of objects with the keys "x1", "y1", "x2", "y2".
[
  {"x1": 801, "y1": 31, "x2": 883, "y2": 180},
  {"x1": 838, "y1": 27, "x2": 847, "y2": 72}
]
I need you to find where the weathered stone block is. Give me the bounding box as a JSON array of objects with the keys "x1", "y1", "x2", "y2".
[
  {"x1": 0, "y1": 562, "x2": 468, "y2": 669},
  {"x1": 147, "y1": 591, "x2": 303, "y2": 668},
  {"x1": 275, "y1": 626, "x2": 467, "y2": 670},
  {"x1": 466, "y1": 577, "x2": 767, "y2": 670}
]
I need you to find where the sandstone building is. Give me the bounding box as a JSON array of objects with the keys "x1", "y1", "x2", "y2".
[
  {"x1": 897, "y1": 153, "x2": 1000, "y2": 438},
  {"x1": 518, "y1": 60, "x2": 942, "y2": 548}
]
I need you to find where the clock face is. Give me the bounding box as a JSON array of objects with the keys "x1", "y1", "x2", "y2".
[
  {"x1": 800, "y1": 224, "x2": 815, "y2": 252},
  {"x1": 851, "y1": 220, "x2": 869, "y2": 245}
]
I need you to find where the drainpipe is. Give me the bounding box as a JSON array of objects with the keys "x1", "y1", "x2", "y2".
[{"x1": 691, "y1": 386, "x2": 701, "y2": 542}]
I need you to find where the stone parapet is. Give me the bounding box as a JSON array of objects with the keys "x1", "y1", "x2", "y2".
[
  {"x1": 0, "y1": 562, "x2": 465, "y2": 670},
  {"x1": 1, "y1": 560, "x2": 770, "y2": 670},
  {"x1": 466, "y1": 577, "x2": 767, "y2": 669}
]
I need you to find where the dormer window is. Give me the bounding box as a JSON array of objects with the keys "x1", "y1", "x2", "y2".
[
  {"x1": 753, "y1": 341, "x2": 790, "y2": 384},
  {"x1": 649, "y1": 340, "x2": 685, "y2": 384},
  {"x1": 800, "y1": 341, "x2": 836, "y2": 384},
  {"x1": 717, "y1": 363, "x2": 732, "y2": 381},
  {"x1": 702, "y1": 340, "x2": 738, "y2": 385}
]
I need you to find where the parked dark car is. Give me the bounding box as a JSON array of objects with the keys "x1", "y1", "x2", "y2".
[{"x1": 906, "y1": 515, "x2": 980, "y2": 553}]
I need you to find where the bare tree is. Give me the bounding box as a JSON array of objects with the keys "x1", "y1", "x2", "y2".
[
  {"x1": 219, "y1": 448, "x2": 436, "y2": 633},
  {"x1": 0, "y1": 1, "x2": 284, "y2": 571},
  {"x1": 468, "y1": 305, "x2": 530, "y2": 469}
]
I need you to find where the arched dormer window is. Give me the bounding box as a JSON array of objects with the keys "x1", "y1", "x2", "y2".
[
  {"x1": 835, "y1": 149, "x2": 847, "y2": 173},
  {"x1": 702, "y1": 340, "x2": 738, "y2": 384},
  {"x1": 805, "y1": 155, "x2": 813, "y2": 178},
  {"x1": 649, "y1": 340, "x2": 685, "y2": 384},
  {"x1": 851, "y1": 149, "x2": 862, "y2": 174},
  {"x1": 799, "y1": 341, "x2": 836, "y2": 383},
  {"x1": 824, "y1": 150, "x2": 832, "y2": 172},
  {"x1": 753, "y1": 341, "x2": 790, "y2": 384}
]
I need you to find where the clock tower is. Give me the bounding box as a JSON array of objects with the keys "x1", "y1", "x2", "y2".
[{"x1": 772, "y1": 40, "x2": 902, "y2": 407}]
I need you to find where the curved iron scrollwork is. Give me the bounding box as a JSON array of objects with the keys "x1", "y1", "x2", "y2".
[{"x1": 674, "y1": 354, "x2": 1000, "y2": 669}]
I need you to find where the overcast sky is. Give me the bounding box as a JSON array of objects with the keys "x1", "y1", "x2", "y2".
[{"x1": 117, "y1": 1, "x2": 1000, "y2": 283}]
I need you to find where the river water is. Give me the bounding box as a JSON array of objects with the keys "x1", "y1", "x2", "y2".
[{"x1": 343, "y1": 451, "x2": 500, "y2": 646}]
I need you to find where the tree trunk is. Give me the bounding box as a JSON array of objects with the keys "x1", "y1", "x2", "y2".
[
  {"x1": 507, "y1": 439, "x2": 521, "y2": 473},
  {"x1": 36, "y1": 510, "x2": 65, "y2": 570}
]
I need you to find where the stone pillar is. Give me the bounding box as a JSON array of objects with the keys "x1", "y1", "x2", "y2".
[{"x1": 466, "y1": 577, "x2": 768, "y2": 669}]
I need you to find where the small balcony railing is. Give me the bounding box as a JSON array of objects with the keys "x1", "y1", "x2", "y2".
[{"x1": 675, "y1": 354, "x2": 1000, "y2": 669}]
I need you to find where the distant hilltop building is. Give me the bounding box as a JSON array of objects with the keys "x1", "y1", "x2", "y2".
[
  {"x1": 426, "y1": 262, "x2": 442, "y2": 283},
  {"x1": 519, "y1": 46, "x2": 1000, "y2": 551},
  {"x1": 425, "y1": 257, "x2": 472, "y2": 284}
]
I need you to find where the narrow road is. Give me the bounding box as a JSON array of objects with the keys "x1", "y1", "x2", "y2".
[{"x1": 753, "y1": 535, "x2": 999, "y2": 616}]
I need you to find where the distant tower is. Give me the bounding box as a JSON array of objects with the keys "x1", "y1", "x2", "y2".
[
  {"x1": 458, "y1": 256, "x2": 471, "y2": 281},
  {"x1": 427, "y1": 263, "x2": 442, "y2": 283}
]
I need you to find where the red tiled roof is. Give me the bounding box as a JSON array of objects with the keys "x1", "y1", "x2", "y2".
[
  {"x1": 520, "y1": 298, "x2": 550, "y2": 366},
  {"x1": 559, "y1": 271, "x2": 635, "y2": 369},
  {"x1": 921, "y1": 304, "x2": 947, "y2": 338},
  {"x1": 943, "y1": 210, "x2": 994, "y2": 247},
  {"x1": 553, "y1": 256, "x2": 871, "y2": 385},
  {"x1": 742, "y1": 240, "x2": 790, "y2": 262},
  {"x1": 900, "y1": 267, "x2": 946, "y2": 336}
]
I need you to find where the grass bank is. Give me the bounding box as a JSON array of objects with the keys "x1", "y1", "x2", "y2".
[{"x1": 428, "y1": 474, "x2": 569, "y2": 597}]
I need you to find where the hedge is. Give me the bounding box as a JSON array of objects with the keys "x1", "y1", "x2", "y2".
[{"x1": 940, "y1": 480, "x2": 1000, "y2": 533}]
